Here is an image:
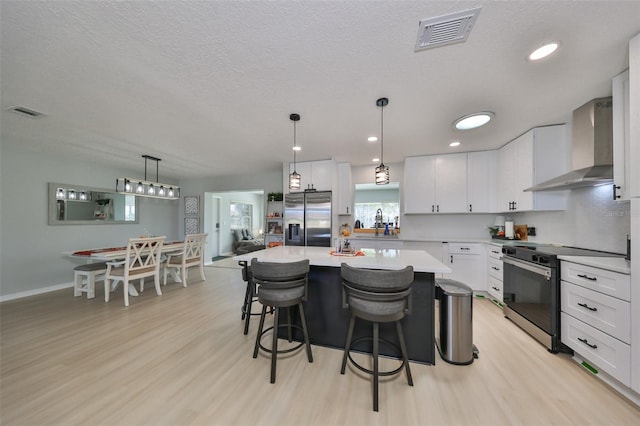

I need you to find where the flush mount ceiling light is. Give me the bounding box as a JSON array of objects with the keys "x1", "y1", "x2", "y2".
[
  {"x1": 374, "y1": 97, "x2": 390, "y2": 185},
  {"x1": 528, "y1": 42, "x2": 559, "y2": 61},
  {"x1": 453, "y1": 111, "x2": 494, "y2": 130},
  {"x1": 289, "y1": 113, "x2": 302, "y2": 191},
  {"x1": 368, "y1": 136, "x2": 378, "y2": 142},
  {"x1": 449, "y1": 141, "x2": 461, "y2": 147},
  {"x1": 115, "y1": 155, "x2": 179, "y2": 200}
]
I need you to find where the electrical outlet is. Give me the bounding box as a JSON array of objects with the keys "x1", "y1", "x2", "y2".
[{"x1": 527, "y1": 227, "x2": 536, "y2": 236}]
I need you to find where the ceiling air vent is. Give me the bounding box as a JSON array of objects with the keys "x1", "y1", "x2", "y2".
[
  {"x1": 7, "y1": 106, "x2": 46, "y2": 118},
  {"x1": 415, "y1": 7, "x2": 481, "y2": 52}
]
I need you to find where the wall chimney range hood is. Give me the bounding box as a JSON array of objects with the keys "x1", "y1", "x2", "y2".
[{"x1": 525, "y1": 97, "x2": 613, "y2": 192}]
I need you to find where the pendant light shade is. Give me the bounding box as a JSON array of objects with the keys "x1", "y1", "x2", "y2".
[
  {"x1": 375, "y1": 97, "x2": 390, "y2": 185},
  {"x1": 289, "y1": 113, "x2": 302, "y2": 191}
]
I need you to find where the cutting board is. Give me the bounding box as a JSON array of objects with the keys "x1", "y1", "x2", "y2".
[{"x1": 514, "y1": 225, "x2": 528, "y2": 241}]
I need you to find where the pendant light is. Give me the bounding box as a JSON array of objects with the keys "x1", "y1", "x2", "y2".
[
  {"x1": 375, "y1": 97, "x2": 390, "y2": 185},
  {"x1": 289, "y1": 113, "x2": 301, "y2": 191},
  {"x1": 115, "y1": 155, "x2": 180, "y2": 200}
]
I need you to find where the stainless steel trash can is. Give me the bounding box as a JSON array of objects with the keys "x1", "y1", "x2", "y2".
[{"x1": 436, "y1": 278, "x2": 476, "y2": 365}]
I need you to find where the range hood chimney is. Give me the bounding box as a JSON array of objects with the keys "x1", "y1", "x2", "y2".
[{"x1": 525, "y1": 97, "x2": 613, "y2": 192}]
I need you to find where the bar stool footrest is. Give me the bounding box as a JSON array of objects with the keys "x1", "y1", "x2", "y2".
[
  {"x1": 258, "y1": 324, "x2": 306, "y2": 355},
  {"x1": 346, "y1": 336, "x2": 406, "y2": 377}
]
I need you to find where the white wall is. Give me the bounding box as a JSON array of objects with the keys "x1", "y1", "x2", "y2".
[
  {"x1": 0, "y1": 144, "x2": 179, "y2": 299},
  {"x1": 206, "y1": 191, "x2": 264, "y2": 256}
]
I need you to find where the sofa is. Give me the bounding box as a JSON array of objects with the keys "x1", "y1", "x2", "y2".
[{"x1": 232, "y1": 228, "x2": 264, "y2": 254}]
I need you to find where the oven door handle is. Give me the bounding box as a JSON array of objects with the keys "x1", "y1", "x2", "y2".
[{"x1": 503, "y1": 257, "x2": 552, "y2": 280}]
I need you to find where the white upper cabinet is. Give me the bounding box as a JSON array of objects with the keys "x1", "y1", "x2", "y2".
[
  {"x1": 630, "y1": 34, "x2": 640, "y2": 199},
  {"x1": 284, "y1": 160, "x2": 334, "y2": 193},
  {"x1": 404, "y1": 153, "x2": 468, "y2": 214},
  {"x1": 336, "y1": 162, "x2": 353, "y2": 215},
  {"x1": 467, "y1": 151, "x2": 496, "y2": 213},
  {"x1": 499, "y1": 125, "x2": 568, "y2": 212},
  {"x1": 613, "y1": 70, "x2": 630, "y2": 201}
]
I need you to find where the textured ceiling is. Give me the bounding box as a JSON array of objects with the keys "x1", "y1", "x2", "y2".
[{"x1": 2, "y1": 1, "x2": 639, "y2": 181}]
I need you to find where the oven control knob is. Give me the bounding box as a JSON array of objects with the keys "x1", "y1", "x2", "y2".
[
  {"x1": 502, "y1": 247, "x2": 515, "y2": 255},
  {"x1": 534, "y1": 255, "x2": 549, "y2": 264}
]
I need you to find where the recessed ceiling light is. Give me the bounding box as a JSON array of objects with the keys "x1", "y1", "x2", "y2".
[
  {"x1": 372, "y1": 158, "x2": 380, "y2": 163},
  {"x1": 449, "y1": 141, "x2": 461, "y2": 147},
  {"x1": 528, "y1": 42, "x2": 559, "y2": 61},
  {"x1": 292, "y1": 146, "x2": 301, "y2": 151},
  {"x1": 368, "y1": 136, "x2": 378, "y2": 142},
  {"x1": 453, "y1": 111, "x2": 494, "y2": 130}
]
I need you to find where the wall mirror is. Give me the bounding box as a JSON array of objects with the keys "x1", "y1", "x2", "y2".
[
  {"x1": 353, "y1": 182, "x2": 400, "y2": 229},
  {"x1": 48, "y1": 182, "x2": 139, "y2": 225}
]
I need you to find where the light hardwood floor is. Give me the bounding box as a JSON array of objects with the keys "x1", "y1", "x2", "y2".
[{"x1": 1, "y1": 261, "x2": 639, "y2": 425}]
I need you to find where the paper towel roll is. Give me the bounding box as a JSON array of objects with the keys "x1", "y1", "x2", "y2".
[{"x1": 505, "y1": 220, "x2": 514, "y2": 239}]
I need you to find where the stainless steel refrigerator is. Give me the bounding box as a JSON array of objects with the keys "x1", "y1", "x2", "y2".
[{"x1": 284, "y1": 191, "x2": 332, "y2": 247}]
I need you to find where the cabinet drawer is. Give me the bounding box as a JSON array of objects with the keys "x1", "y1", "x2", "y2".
[
  {"x1": 561, "y1": 313, "x2": 630, "y2": 386},
  {"x1": 487, "y1": 275, "x2": 503, "y2": 304},
  {"x1": 561, "y1": 282, "x2": 630, "y2": 343},
  {"x1": 448, "y1": 243, "x2": 482, "y2": 255},
  {"x1": 561, "y1": 261, "x2": 630, "y2": 301},
  {"x1": 486, "y1": 245, "x2": 502, "y2": 259},
  {"x1": 488, "y1": 258, "x2": 503, "y2": 280}
]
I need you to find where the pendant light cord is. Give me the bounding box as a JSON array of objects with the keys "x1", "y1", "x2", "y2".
[
  {"x1": 293, "y1": 119, "x2": 297, "y2": 167},
  {"x1": 380, "y1": 104, "x2": 384, "y2": 165}
]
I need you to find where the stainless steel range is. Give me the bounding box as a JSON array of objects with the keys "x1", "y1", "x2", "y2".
[{"x1": 501, "y1": 245, "x2": 619, "y2": 353}]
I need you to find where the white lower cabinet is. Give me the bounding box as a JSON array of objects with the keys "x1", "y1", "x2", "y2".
[
  {"x1": 560, "y1": 260, "x2": 631, "y2": 387},
  {"x1": 486, "y1": 244, "x2": 503, "y2": 307},
  {"x1": 442, "y1": 243, "x2": 486, "y2": 292}
]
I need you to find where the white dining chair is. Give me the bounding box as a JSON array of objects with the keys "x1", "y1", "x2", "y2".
[
  {"x1": 104, "y1": 236, "x2": 166, "y2": 306},
  {"x1": 163, "y1": 233, "x2": 207, "y2": 287}
]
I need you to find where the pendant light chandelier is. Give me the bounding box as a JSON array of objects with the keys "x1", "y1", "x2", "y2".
[
  {"x1": 375, "y1": 97, "x2": 390, "y2": 185},
  {"x1": 289, "y1": 113, "x2": 302, "y2": 191},
  {"x1": 115, "y1": 154, "x2": 180, "y2": 200}
]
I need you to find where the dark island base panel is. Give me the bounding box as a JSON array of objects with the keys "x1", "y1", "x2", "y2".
[{"x1": 277, "y1": 266, "x2": 436, "y2": 365}]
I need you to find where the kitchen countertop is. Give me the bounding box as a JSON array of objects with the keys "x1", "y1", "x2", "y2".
[
  {"x1": 233, "y1": 245, "x2": 451, "y2": 274},
  {"x1": 558, "y1": 255, "x2": 631, "y2": 274}
]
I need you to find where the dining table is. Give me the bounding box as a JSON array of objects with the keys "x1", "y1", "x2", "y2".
[{"x1": 69, "y1": 240, "x2": 185, "y2": 296}]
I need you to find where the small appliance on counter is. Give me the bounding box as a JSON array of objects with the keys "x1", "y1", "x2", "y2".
[{"x1": 504, "y1": 220, "x2": 514, "y2": 239}]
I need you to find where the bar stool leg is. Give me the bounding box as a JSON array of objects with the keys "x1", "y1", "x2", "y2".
[
  {"x1": 396, "y1": 320, "x2": 413, "y2": 386},
  {"x1": 341, "y1": 315, "x2": 356, "y2": 374},
  {"x1": 253, "y1": 305, "x2": 267, "y2": 358},
  {"x1": 270, "y1": 307, "x2": 279, "y2": 384},
  {"x1": 287, "y1": 307, "x2": 293, "y2": 342},
  {"x1": 298, "y1": 302, "x2": 313, "y2": 363},
  {"x1": 244, "y1": 280, "x2": 255, "y2": 335},
  {"x1": 373, "y1": 322, "x2": 379, "y2": 412}
]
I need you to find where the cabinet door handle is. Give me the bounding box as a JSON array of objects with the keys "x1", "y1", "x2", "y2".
[
  {"x1": 492, "y1": 286, "x2": 500, "y2": 291},
  {"x1": 577, "y1": 273, "x2": 597, "y2": 281},
  {"x1": 492, "y1": 266, "x2": 500, "y2": 271},
  {"x1": 469, "y1": 204, "x2": 472, "y2": 212},
  {"x1": 513, "y1": 201, "x2": 517, "y2": 210},
  {"x1": 491, "y1": 250, "x2": 500, "y2": 254},
  {"x1": 577, "y1": 302, "x2": 597, "y2": 311},
  {"x1": 436, "y1": 205, "x2": 440, "y2": 213},
  {"x1": 346, "y1": 206, "x2": 349, "y2": 214},
  {"x1": 460, "y1": 247, "x2": 470, "y2": 251},
  {"x1": 450, "y1": 255, "x2": 453, "y2": 263},
  {"x1": 432, "y1": 205, "x2": 435, "y2": 213},
  {"x1": 578, "y1": 337, "x2": 598, "y2": 349},
  {"x1": 613, "y1": 184, "x2": 621, "y2": 200}
]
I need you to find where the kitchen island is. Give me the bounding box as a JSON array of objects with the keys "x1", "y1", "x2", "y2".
[{"x1": 234, "y1": 245, "x2": 451, "y2": 364}]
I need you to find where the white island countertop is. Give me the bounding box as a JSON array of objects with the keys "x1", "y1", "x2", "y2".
[{"x1": 233, "y1": 245, "x2": 451, "y2": 274}]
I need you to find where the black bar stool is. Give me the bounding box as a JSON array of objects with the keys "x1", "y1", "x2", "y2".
[
  {"x1": 340, "y1": 263, "x2": 414, "y2": 412},
  {"x1": 250, "y1": 258, "x2": 312, "y2": 384}
]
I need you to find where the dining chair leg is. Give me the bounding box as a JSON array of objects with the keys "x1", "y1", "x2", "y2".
[
  {"x1": 104, "y1": 280, "x2": 111, "y2": 302},
  {"x1": 124, "y1": 281, "x2": 130, "y2": 307},
  {"x1": 154, "y1": 273, "x2": 162, "y2": 295},
  {"x1": 199, "y1": 263, "x2": 206, "y2": 281},
  {"x1": 139, "y1": 278, "x2": 145, "y2": 293},
  {"x1": 163, "y1": 267, "x2": 169, "y2": 286},
  {"x1": 182, "y1": 265, "x2": 188, "y2": 287}
]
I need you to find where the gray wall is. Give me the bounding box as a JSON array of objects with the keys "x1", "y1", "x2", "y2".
[{"x1": 0, "y1": 144, "x2": 179, "y2": 299}]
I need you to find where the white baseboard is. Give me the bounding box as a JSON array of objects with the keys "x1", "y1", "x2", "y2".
[{"x1": 0, "y1": 282, "x2": 74, "y2": 302}]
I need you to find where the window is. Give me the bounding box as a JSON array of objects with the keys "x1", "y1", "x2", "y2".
[
  {"x1": 230, "y1": 201, "x2": 253, "y2": 230},
  {"x1": 354, "y1": 202, "x2": 400, "y2": 228}
]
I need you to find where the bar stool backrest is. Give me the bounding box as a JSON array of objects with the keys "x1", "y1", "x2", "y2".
[
  {"x1": 250, "y1": 258, "x2": 310, "y2": 297},
  {"x1": 341, "y1": 263, "x2": 414, "y2": 318}
]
